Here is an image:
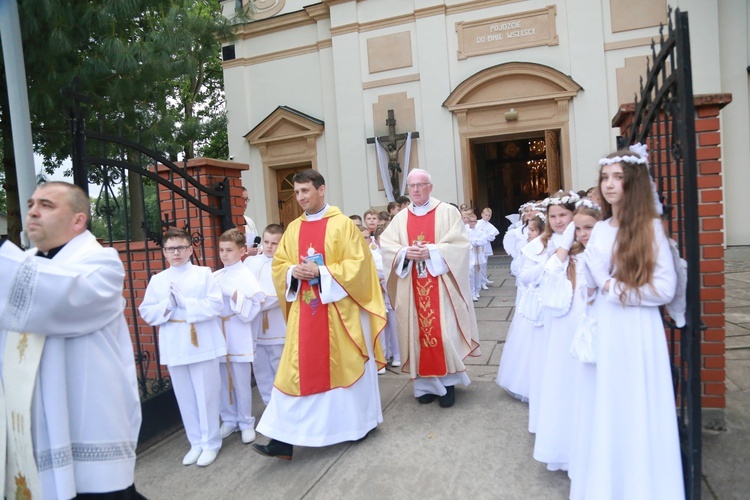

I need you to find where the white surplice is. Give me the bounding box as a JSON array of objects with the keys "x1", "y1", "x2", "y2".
[
  {"x1": 138, "y1": 262, "x2": 225, "y2": 451},
  {"x1": 475, "y1": 218, "x2": 499, "y2": 285},
  {"x1": 213, "y1": 261, "x2": 264, "y2": 430},
  {"x1": 0, "y1": 231, "x2": 141, "y2": 500},
  {"x1": 467, "y1": 225, "x2": 490, "y2": 296},
  {"x1": 370, "y1": 246, "x2": 400, "y2": 364},
  {"x1": 244, "y1": 253, "x2": 287, "y2": 405}
]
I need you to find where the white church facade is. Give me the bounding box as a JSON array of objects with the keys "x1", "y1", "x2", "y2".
[{"x1": 220, "y1": 0, "x2": 750, "y2": 245}]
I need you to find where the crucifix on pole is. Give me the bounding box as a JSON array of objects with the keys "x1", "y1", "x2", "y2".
[{"x1": 366, "y1": 109, "x2": 419, "y2": 201}]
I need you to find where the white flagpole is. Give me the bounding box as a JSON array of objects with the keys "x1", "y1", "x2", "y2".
[{"x1": 0, "y1": 0, "x2": 36, "y2": 248}]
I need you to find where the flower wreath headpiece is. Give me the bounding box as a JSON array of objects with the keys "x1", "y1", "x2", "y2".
[
  {"x1": 534, "y1": 212, "x2": 547, "y2": 222},
  {"x1": 598, "y1": 142, "x2": 649, "y2": 166},
  {"x1": 541, "y1": 190, "x2": 581, "y2": 208},
  {"x1": 598, "y1": 143, "x2": 663, "y2": 215},
  {"x1": 575, "y1": 198, "x2": 601, "y2": 211}
]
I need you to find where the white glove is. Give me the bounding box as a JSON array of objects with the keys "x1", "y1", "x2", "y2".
[
  {"x1": 170, "y1": 283, "x2": 186, "y2": 308},
  {"x1": 556, "y1": 221, "x2": 576, "y2": 251}
]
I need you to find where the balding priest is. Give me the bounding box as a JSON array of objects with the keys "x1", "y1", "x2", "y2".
[
  {"x1": 380, "y1": 169, "x2": 481, "y2": 408},
  {"x1": 0, "y1": 182, "x2": 142, "y2": 499}
]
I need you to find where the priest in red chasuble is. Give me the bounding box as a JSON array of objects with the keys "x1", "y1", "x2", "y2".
[
  {"x1": 253, "y1": 169, "x2": 387, "y2": 460},
  {"x1": 380, "y1": 169, "x2": 481, "y2": 408}
]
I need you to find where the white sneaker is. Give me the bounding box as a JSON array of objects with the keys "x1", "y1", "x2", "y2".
[
  {"x1": 196, "y1": 449, "x2": 219, "y2": 467},
  {"x1": 241, "y1": 428, "x2": 256, "y2": 444},
  {"x1": 472, "y1": 296, "x2": 479, "y2": 302},
  {"x1": 391, "y1": 360, "x2": 401, "y2": 367},
  {"x1": 182, "y1": 447, "x2": 202, "y2": 466},
  {"x1": 481, "y1": 285, "x2": 489, "y2": 290},
  {"x1": 378, "y1": 367, "x2": 386, "y2": 375},
  {"x1": 486, "y1": 280, "x2": 494, "y2": 284},
  {"x1": 220, "y1": 423, "x2": 238, "y2": 439}
]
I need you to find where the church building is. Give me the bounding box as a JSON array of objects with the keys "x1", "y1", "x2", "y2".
[{"x1": 220, "y1": 0, "x2": 749, "y2": 245}]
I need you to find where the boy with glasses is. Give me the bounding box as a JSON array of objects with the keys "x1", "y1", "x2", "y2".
[{"x1": 139, "y1": 227, "x2": 226, "y2": 467}]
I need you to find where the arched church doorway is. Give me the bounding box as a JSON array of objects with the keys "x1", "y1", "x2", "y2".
[
  {"x1": 471, "y1": 129, "x2": 561, "y2": 238},
  {"x1": 443, "y1": 62, "x2": 581, "y2": 243}
]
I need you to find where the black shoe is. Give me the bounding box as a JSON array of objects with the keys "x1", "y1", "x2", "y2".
[
  {"x1": 252, "y1": 439, "x2": 293, "y2": 460},
  {"x1": 353, "y1": 428, "x2": 374, "y2": 443},
  {"x1": 417, "y1": 393, "x2": 437, "y2": 404},
  {"x1": 439, "y1": 386, "x2": 455, "y2": 408}
]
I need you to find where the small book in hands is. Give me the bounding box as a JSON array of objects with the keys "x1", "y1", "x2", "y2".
[{"x1": 305, "y1": 253, "x2": 324, "y2": 285}]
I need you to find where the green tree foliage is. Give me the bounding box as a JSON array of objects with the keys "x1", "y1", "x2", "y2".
[{"x1": 0, "y1": 0, "x2": 240, "y2": 241}]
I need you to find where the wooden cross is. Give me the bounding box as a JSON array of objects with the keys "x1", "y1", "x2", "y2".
[{"x1": 366, "y1": 109, "x2": 420, "y2": 200}]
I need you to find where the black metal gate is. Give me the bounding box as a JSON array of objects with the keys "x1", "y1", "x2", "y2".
[
  {"x1": 66, "y1": 87, "x2": 235, "y2": 445},
  {"x1": 618, "y1": 7, "x2": 701, "y2": 499}
]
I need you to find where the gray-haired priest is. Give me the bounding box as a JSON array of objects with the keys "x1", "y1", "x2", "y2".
[
  {"x1": 0, "y1": 182, "x2": 142, "y2": 499},
  {"x1": 380, "y1": 169, "x2": 481, "y2": 408}
]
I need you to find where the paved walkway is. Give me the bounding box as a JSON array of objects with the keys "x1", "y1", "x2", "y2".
[{"x1": 134, "y1": 249, "x2": 750, "y2": 499}]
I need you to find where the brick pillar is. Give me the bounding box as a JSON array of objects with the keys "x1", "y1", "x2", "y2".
[
  {"x1": 612, "y1": 94, "x2": 732, "y2": 422},
  {"x1": 156, "y1": 157, "x2": 249, "y2": 270}
]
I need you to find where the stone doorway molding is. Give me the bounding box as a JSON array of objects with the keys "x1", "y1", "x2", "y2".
[
  {"x1": 443, "y1": 62, "x2": 582, "y2": 203},
  {"x1": 245, "y1": 106, "x2": 324, "y2": 224}
]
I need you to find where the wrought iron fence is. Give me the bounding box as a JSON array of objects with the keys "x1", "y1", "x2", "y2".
[
  {"x1": 65, "y1": 87, "x2": 234, "y2": 440},
  {"x1": 619, "y1": 7, "x2": 701, "y2": 499}
]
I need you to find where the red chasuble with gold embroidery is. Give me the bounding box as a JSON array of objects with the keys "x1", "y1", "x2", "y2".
[
  {"x1": 407, "y1": 209, "x2": 447, "y2": 376},
  {"x1": 296, "y1": 219, "x2": 331, "y2": 395}
]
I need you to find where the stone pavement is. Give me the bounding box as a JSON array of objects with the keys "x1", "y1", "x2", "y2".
[
  {"x1": 702, "y1": 246, "x2": 750, "y2": 500},
  {"x1": 134, "y1": 250, "x2": 750, "y2": 500}
]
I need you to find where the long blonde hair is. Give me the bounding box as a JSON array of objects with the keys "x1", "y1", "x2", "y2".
[{"x1": 599, "y1": 149, "x2": 658, "y2": 303}]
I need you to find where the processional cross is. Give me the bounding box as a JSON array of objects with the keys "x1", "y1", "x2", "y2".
[{"x1": 366, "y1": 109, "x2": 420, "y2": 200}]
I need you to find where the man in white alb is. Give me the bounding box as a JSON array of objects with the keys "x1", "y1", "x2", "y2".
[{"x1": 0, "y1": 182, "x2": 142, "y2": 499}]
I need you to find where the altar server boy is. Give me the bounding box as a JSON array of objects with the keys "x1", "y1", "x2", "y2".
[
  {"x1": 139, "y1": 227, "x2": 226, "y2": 467},
  {"x1": 245, "y1": 224, "x2": 287, "y2": 405},
  {"x1": 214, "y1": 228, "x2": 265, "y2": 444}
]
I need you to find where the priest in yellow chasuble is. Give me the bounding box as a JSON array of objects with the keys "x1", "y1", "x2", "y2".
[
  {"x1": 380, "y1": 169, "x2": 481, "y2": 408},
  {"x1": 253, "y1": 169, "x2": 386, "y2": 460}
]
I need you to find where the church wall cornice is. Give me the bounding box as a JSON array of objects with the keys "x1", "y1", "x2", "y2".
[
  {"x1": 324, "y1": 0, "x2": 524, "y2": 36},
  {"x1": 233, "y1": 4, "x2": 331, "y2": 40},
  {"x1": 222, "y1": 43, "x2": 322, "y2": 68},
  {"x1": 232, "y1": 0, "x2": 527, "y2": 41}
]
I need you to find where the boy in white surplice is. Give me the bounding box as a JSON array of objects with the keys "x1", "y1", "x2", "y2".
[
  {"x1": 138, "y1": 227, "x2": 225, "y2": 467},
  {"x1": 213, "y1": 228, "x2": 264, "y2": 445},
  {"x1": 244, "y1": 224, "x2": 287, "y2": 406}
]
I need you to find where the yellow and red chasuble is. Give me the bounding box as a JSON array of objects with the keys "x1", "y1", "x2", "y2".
[
  {"x1": 407, "y1": 209, "x2": 447, "y2": 376},
  {"x1": 272, "y1": 207, "x2": 387, "y2": 397},
  {"x1": 296, "y1": 219, "x2": 331, "y2": 395}
]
